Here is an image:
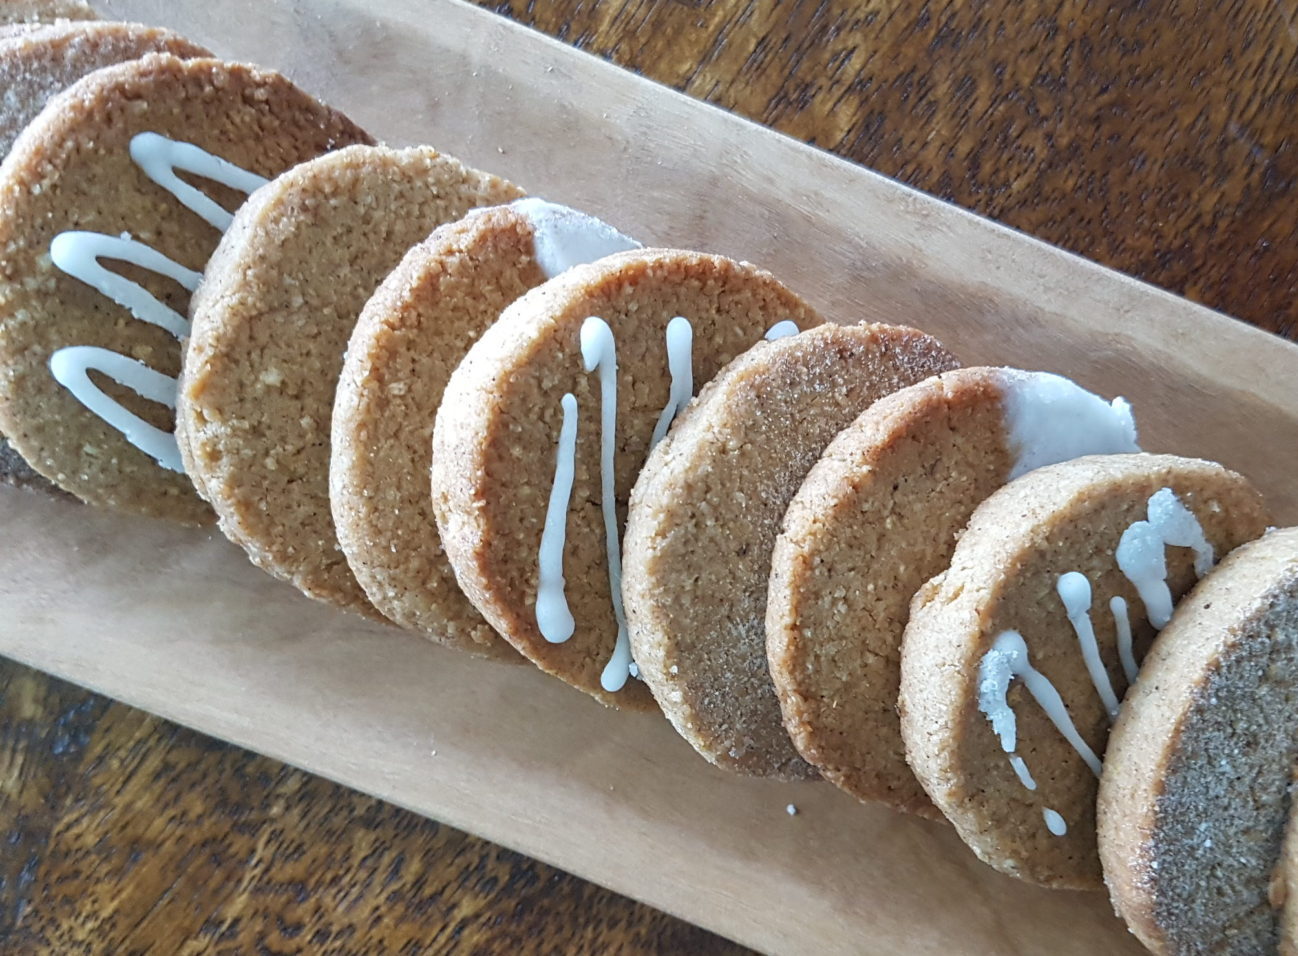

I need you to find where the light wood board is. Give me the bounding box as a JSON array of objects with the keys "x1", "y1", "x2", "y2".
[{"x1": 4, "y1": 0, "x2": 1296, "y2": 951}]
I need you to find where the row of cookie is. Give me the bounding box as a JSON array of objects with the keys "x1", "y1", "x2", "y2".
[
  {"x1": 0, "y1": 18, "x2": 1139, "y2": 803},
  {"x1": 4, "y1": 18, "x2": 1297, "y2": 952},
  {"x1": 610, "y1": 316, "x2": 1298, "y2": 955},
  {"x1": 0, "y1": 27, "x2": 855, "y2": 704},
  {"x1": 898, "y1": 444, "x2": 1298, "y2": 954},
  {"x1": 426, "y1": 225, "x2": 1298, "y2": 956},
  {"x1": 403, "y1": 173, "x2": 1293, "y2": 956}
]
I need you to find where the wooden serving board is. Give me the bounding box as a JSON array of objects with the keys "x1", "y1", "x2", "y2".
[{"x1": 4, "y1": 0, "x2": 1296, "y2": 952}]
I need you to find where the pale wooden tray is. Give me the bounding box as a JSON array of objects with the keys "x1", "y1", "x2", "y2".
[{"x1": 4, "y1": 0, "x2": 1296, "y2": 952}]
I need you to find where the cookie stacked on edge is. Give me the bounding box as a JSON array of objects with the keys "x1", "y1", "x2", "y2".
[{"x1": 0, "y1": 9, "x2": 1295, "y2": 955}]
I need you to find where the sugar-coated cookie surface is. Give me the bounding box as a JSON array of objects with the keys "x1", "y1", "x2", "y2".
[
  {"x1": 331, "y1": 199, "x2": 638, "y2": 655},
  {"x1": 900, "y1": 454, "x2": 1268, "y2": 889},
  {"x1": 0, "y1": 0, "x2": 95, "y2": 25},
  {"x1": 623, "y1": 322, "x2": 958, "y2": 779},
  {"x1": 768, "y1": 367, "x2": 1138, "y2": 812},
  {"x1": 432, "y1": 248, "x2": 822, "y2": 708},
  {"x1": 1098, "y1": 527, "x2": 1298, "y2": 955},
  {"x1": 0, "y1": 54, "x2": 371, "y2": 524},
  {"x1": 179, "y1": 145, "x2": 521, "y2": 615}
]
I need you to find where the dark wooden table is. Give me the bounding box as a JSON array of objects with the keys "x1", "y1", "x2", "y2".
[{"x1": 4, "y1": 1, "x2": 1298, "y2": 952}]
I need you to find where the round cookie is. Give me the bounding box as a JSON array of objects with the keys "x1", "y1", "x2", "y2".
[
  {"x1": 0, "y1": 22, "x2": 210, "y2": 492},
  {"x1": 178, "y1": 145, "x2": 521, "y2": 615},
  {"x1": 899, "y1": 453, "x2": 1269, "y2": 889},
  {"x1": 331, "y1": 198, "x2": 639, "y2": 655},
  {"x1": 431, "y1": 248, "x2": 822, "y2": 708},
  {"x1": 0, "y1": 54, "x2": 371, "y2": 523},
  {"x1": 622, "y1": 323, "x2": 958, "y2": 779},
  {"x1": 767, "y1": 368, "x2": 1139, "y2": 810},
  {"x1": 0, "y1": 0, "x2": 96, "y2": 25},
  {"x1": 1098, "y1": 527, "x2": 1298, "y2": 954}
]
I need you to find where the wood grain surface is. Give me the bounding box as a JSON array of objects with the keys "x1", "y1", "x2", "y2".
[{"x1": 3, "y1": 1, "x2": 1296, "y2": 953}]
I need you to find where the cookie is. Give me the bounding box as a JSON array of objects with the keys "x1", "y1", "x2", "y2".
[
  {"x1": 1098, "y1": 527, "x2": 1298, "y2": 953},
  {"x1": 0, "y1": 22, "x2": 210, "y2": 491},
  {"x1": 0, "y1": 54, "x2": 371, "y2": 523},
  {"x1": 0, "y1": 0, "x2": 96, "y2": 25},
  {"x1": 431, "y1": 248, "x2": 822, "y2": 708},
  {"x1": 899, "y1": 454, "x2": 1268, "y2": 889},
  {"x1": 622, "y1": 323, "x2": 958, "y2": 779},
  {"x1": 331, "y1": 198, "x2": 638, "y2": 654},
  {"x1": 178, "y1": 145, "x2": 522, "y2": 614},
  {"x1": 767, "y1": 368, "x2": 1139, "y2": 811}
]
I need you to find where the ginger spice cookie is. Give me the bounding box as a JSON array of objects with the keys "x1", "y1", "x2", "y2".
[
  {"x1": 331, "y1": 198, "x2": 638, "y2": 655},
  {"x1": 431, "y1": 249, "x2": 822, "y2": 708},
  {"x1": 0, "y1": 23, "x2": 210, "y2": 491},
  {"x1": 1099, "y1": 527, "x2": 1298, "y2": 954},
  {"x1": 623, "y1": 323, "x2": 958, "y2": 779},
  {"x1": 178, "y1": 145, "x2": 521, "y2": 615},
  {"x1": 0, "y1": 54, "x2": 371, "y2": 523},
  {"x1": 768, "y1": 368, "x2": 1139, "y2": 811},
  {"x1": 899, "y1": 453, "x2": 1268, "y2": 889}
]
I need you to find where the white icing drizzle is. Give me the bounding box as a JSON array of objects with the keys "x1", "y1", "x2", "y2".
[
  {"x1": 1000, "y1": 370, "x2": 1139, "y2": 480},
  {"x1": 1117, "y1": 488, "x2": 1215, "y2": 629},
  {"x1": 47, "y1": 134, "x2": 266, "y2": 473},
  {"x1": 977, "y1": 486, "x2": 1218, "y2": 835},
  {"x1": 536, "y1": 393, "x2": 579, "y2": 643},
  {"x1": 510, "y1": 197, "x2": 640, "y2": 278},
  {"x1": 1043, "y1": 808, "x2": 1068, "y2": 836},
  {"x1": 978, "y1": 629, "x2": 1103, "y2": 778},
  {"x1": 1147, "y1": 487, "x2": 1215, "y2": 576},
  {"x1": 129, "y1": 131, "x2": 269, "y2": 231},
  {"x1": 1116, "y1": 520, "x2": 1174, "y2": 628},
  {"x1": 49, "y1": 232, "x2": 201, "y2": 340},
  {"x1": 48, "y1": 346, "x2": 182, "y2": 471},
  {"x1": 1009, "y1": 754, "x2": 1037, "y2": 790},
  {"x1": 580, "y1": 317, "x2": 635, "y2": 693},
  {"x1": 1110, "y1": 595, "x2": 1139, "y2": 684},
  {"x1": 648, "y1": 316, "x2": 694, "y2": 450},
  {"x1": 1056, "y1": 572, "x2": 1120, "y2": 720},
  {"x1": 764, "y1": 319, "x2": 799, "y2": 341}
]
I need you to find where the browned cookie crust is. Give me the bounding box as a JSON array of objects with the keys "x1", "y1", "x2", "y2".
[
  {"x1": 432, "y1": 249, "x2": 822, "y2": 709},
  {"x1": 179, "y1": 145, "x2": 520, "y2": 615},
  {"x1": 1099, "y1": 527, "x2": 1298, "y2": 954},
  {"x1": 900, "y1": 454, "x2": 1268, "y2": 889},
  {"x1": 0, "y1": 54, "x2": 370, "y2": 524},
  {"x1": 623, "y1": 323, "x2": 958, "y2": 780}
]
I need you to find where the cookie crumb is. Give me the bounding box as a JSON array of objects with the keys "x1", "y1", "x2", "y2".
[{"x1": 786, "y1": 804, "x2": 798, "y2": 816}]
